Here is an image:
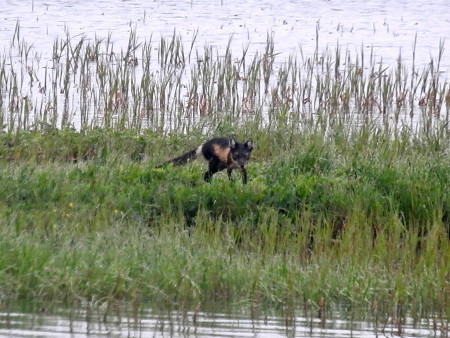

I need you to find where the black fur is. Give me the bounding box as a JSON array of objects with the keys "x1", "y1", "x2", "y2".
[
  {"x1": 155, "y1": 148, "x2": 197, "y2": 167},
  {"x1": 156, "y1": 137, "x2": 253, "y2": 184}
]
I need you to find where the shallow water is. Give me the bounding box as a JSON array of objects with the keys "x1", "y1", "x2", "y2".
[
  {"x1": 0, "y1": 308, "x2": 447, "y2": 337},
  {"x1": 1, "y1": 0, "x2": 449, "y2": 131},
  {"x1": 1, "y1": 0, "x2": 449, "y2": 67},
  {"x1": 0, "y1": 3, "x2": 448, "y2": 336}
]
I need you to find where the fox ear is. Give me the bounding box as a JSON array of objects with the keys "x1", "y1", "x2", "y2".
[
  {"x1": 229, "y1": 138, "x2": 237, "y2": 149},
  {"x1": 245, "y1": 139, "x2": 253, "y2": 150}
]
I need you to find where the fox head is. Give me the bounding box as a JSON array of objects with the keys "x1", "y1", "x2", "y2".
[{"x1": 229, "y1": 138, "x2": 253, "y2": 168}]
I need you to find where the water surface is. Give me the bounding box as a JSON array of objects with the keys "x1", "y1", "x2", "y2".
[
  {"x1": 0, "y1": 307, "x2": 446, "y2": 337},
  {"x1": 1, "y1": 0, "x2": 449, "y2": 67},
  {"x1": 0, "y1": 2, "x2": 449, "y2": 335}
]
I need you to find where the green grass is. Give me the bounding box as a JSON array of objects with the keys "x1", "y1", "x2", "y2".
[
  {"x1": 0, "y1": 125, "x2": 449, "y2": 326},
  {"x1": 0, "y1": 27, "x2": 449, "y2": 327}
]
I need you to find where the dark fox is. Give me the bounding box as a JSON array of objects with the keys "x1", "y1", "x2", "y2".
[{"x1": 156, "y1": 137, "x2": 254, "y2": 184}]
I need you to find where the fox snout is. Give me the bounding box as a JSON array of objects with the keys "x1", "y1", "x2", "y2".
[
  {"x1": 230, "y1": 153, "x2": 250, "y2": 169},
  {"x1": 238, "y1": 161, "x2": 247, "y2": 168}
]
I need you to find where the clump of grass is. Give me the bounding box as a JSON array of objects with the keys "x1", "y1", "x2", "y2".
[{"x1": 0, "y1": 123, "x2": 449, "y2": 328}]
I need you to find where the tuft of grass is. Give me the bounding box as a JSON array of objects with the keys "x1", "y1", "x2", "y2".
[{"x1": 0, "y1": 125, "x2": 449, "y2": 326}]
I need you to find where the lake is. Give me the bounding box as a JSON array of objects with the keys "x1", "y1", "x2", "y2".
[
  {"x1": 0, "y1": 0, "x2": 449, "y2": 336},
  {"x1": 0, "y1": 306, "x2": 445, "y2": 337},
  {"x1": 1, "y1": 0, "x2": 449, "y2": 131},
  {"x1": 1, "y1": 0, "x2": 449, "y2": 68}
]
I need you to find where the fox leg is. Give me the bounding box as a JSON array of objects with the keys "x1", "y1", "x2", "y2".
[
  {"x1": 227, "y1": 167, "x2": 233, "y2": 180},
  {"x1": 241, "y1": 168, "x2": 248, "y2": 184},
  {"x1": 204, "y1": 170, "x2": 213, "y2": 182},
  {"x1": 204, "y1": 158, "x2": 226, "y2": 182},
  {"x1": 227, "y1": 167, "x2": 248, "y2": 184}
]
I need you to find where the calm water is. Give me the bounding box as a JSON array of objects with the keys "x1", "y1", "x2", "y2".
[
  {"x1": 1, "y1": 0, "x2": 449, "y2": 130},
  {"x1": 1, "y1": 0, "x2": 449, "y2": 68},
  {"x1": 0, "y1": 308, "x2": 447, "y2": 337},
  {"x1": 0, "y1": 1, "x2": 449, "y2": 335}
]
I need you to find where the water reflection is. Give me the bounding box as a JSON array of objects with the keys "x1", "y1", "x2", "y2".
[
  {"x1": 0, "y1": 308, "x2": 446, "y2": 337},
  {"x1": 0, "y1": 0, "x2": 448, "y2": 132},
  {"x1": 1, "y1": 0, "x2": 449, "y2": 67}
]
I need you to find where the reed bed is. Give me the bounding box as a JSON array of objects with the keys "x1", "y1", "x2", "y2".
[
  {"x1": 0, "y1": 26, "x2": 449, "y2": 331},
  {"x1": 1, "y1": 25, "x2": 449, "y2": 134}
]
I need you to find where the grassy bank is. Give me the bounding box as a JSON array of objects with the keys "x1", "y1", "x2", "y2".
[
  {"x1": 0, "y1": 125, "x2": 449, "y2": 327},
  {"x1": 1, "y1": 27, "x2": 449, "y2": 328}
]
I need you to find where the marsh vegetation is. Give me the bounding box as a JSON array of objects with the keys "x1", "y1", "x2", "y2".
[{"x1": 0, "y1": 27, "x2": 449, "y2": 334}]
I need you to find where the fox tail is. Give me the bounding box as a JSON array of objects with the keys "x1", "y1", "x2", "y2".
[{"x1": 155, "y1": 148, "x2": 199, "y2": 168}]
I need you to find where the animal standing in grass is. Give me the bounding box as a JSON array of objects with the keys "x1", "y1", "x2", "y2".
[{"x1": 157, "y1": 137, "x2": 254, "y2": 184}]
